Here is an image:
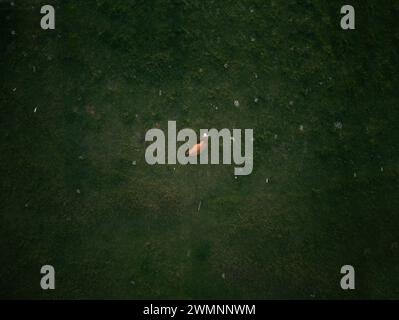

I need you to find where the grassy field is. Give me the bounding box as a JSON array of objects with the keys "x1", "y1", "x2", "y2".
[{"x1": 0, "y1": 0, "x2": 398, "y2": 299}]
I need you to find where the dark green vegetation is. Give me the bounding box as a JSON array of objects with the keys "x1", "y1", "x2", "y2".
[{"x1": 1, "y1": 0, "x2": 398, "y2": 299}]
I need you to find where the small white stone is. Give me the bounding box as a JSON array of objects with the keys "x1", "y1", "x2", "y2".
[
  {"x1": 250, "y1": 36, "x2": 256, "y2": 42},
  {"x1": 76, "y1": 189, "x2": 81, "y2": 194},
  {"x1": 266, "y1": 178, "x2": 269, "y2": 183},
  {"x1": 234, "y1": 100, "x2": 240, "y2": 107},
  {"x1": 299, "y1": 125, "x2": 304, "y2": 131},
  {"x1": 33, "y1": 107, "x2": 38, "y2": 113},
  {"x1": 132, "y1": 161, "x2": 136, "y2": 165},
  {"x1": 221, "y1": 273, "x2": 225, "y2": 279},
  {"x1": 254, "y1": 97, "x2": 259, "y2": 103}
]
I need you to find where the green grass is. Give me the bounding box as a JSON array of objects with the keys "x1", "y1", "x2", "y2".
[{"x1": 0, "y1": 0, "x2": 398, "y2": 299}]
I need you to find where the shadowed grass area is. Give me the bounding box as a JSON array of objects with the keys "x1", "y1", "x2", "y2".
[{"x1": 0, "y1": 0, "x2": 398, "y2": 299}]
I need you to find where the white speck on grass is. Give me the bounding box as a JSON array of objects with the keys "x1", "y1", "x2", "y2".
[
  {"x1": 33, "y1": 107, "x2": 38, "y2": 113},
  {"x1": 132, "y1": 161, "x2": 136, "y2": 166},
  {"x1": 299, "y1": 125, "x2": 304, "y2": 132},
  {"x1": 353, "y1": 172, "x2": 357, "y2": 178},
  {"x1": 11, "y1": 30, "x2": 15, "y2": 35},
  {"x1": 197, "y1": 200, "x2": 202, "y2": 212},
  {"x1": 334, "y1": 121, "x2": 343, "y2": 129},
  {"x1": 381, "y1": 167, "x2": 384, "y2": 172},
  {"x1": 221, "y1": 273, "x2": 225, "y2": 279},
  {"x1": 266, "y1": 178, "x2": 269, "y2": 183},
  {"x1": 234, "y1": 100, "x2": 240, "y2": 107},
  {"x1": 76, "y1": 189, "x2": 81, "y2": 194},
  {"x1": 254, "y1": 97, "x2": 259, "y2": 103},
  {"x1": 12, "y1": 87, "x2": 16, "y2": 92},
  {"x1": 224, "y1": 63, "x2": 228, "y2": 69},
  {"x1": 289, "y1": 100, "x2": 294, "y2": 106}
]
